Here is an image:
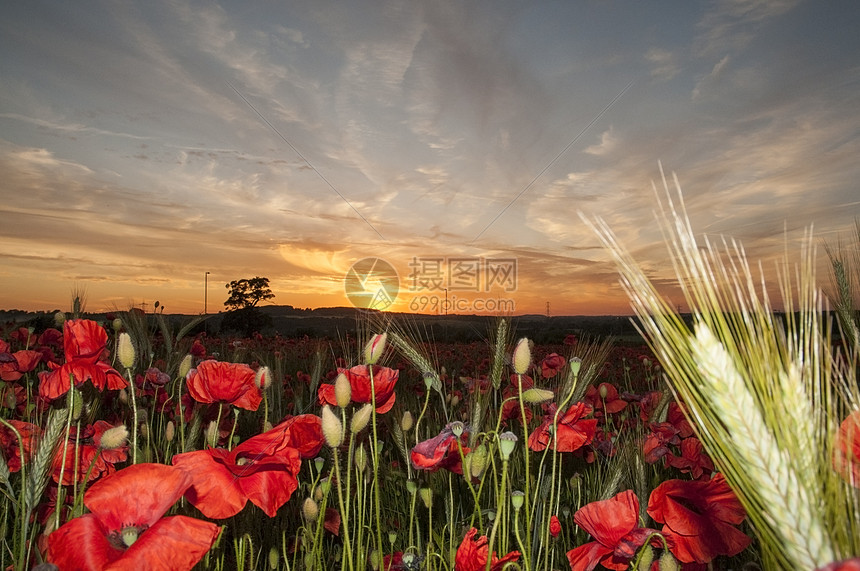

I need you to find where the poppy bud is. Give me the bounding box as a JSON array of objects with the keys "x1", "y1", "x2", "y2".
[
  {"x1": 521, "y1": 388, "x2": 554, "y2": 404},
  {"x1": 549, "y1": 514, "x2": 561, "y2": 538},
  {"x1": 658, "y1": 550, "x2": 679, "y2": 571},
  {"x1": 99, "y1": 424, "x2": 129, "y2": 450},
  {"x1": 419, "y1": 487, "x2": 433, "y2": 509},
  {"x1": 355, "y1": 444, "x2": 367, "y2": 473},
  {"x1": 364, "y1": 333, "x2": 388, "y2": 365},
  {"x1": 512, "y1": 337, "x2": 532, "y2": 374},
  {"x1": 598, "y1": 383, "x2": 609, "y2": 399},
  {"x1": 178, "y1": 354, "x2": 193, "y2": 380},
  {"x1": 302, "y1": 497, "x2": 319, "y2": 521},
  {"x1": 205, "y1": 420, "x2": 219, "y2": 448},
  {"x1": 369, "y1": 550, "x2": 381, "y2": 571},
  {"x1": 165, "y1": 421, "x2": 175, "y2": 443},
  {"x1": 118, "y1": 333, "x2": 135, "y2": 369},
  {"x1": 268, "y1": 547, "x2": 279, "y2": 570},
  {"x1": 54, "y1": 311, "x2": 66, "y2": 327},
  {"x1": 254, "y1": 366, "x2": 272, "y2": 390},
  {"x1": 467, "y1": 444, "x2": 488, "y2": 479},
  {"x1": 334, "y1": 372, "x2": 351, "y2": 408},
  {"x1": 111, "y1": 317, "x2": 123, "y2": 332},
  {"x1": 351, "y1": 403, "x2": 373, "y2": 434},
  {"x1": 400, "y1": 410, "x2": 414, "y2": 432},
  {"x1": 322, "y1": 405, "x2": 344, "y2": 447}
]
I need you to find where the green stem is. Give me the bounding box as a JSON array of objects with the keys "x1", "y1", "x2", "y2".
[
  {"x1": 125, "y1": 370, "x2": 139, "y2": 464},
  {"x1": 516, "y1": 374, "x2": 532, "y2": 559},
  {"x1": 485, "y1": 458, "x2": 509, "y2": 571},
  {"x1": 368, "y1": 367, "x2": 384, "y2": 555},
  {"x1": 332, "y1": 446, "x2": 354, "y2": 571}
]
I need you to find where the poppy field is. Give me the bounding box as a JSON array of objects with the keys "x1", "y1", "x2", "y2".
[
  {"x1": 3, "y1": 185, "x2": 860, "y2": 571},
  {"x1": 0, "y1": 309, "x2": 773, "y2": 570}
]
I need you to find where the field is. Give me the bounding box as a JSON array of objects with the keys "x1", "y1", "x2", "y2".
[{"x1": 0, "y1": 306, "x2": 763, "y2": 571}]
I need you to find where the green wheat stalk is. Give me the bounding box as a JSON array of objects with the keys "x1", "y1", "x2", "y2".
[{"x1": 583, "y1": 166, "x2": 860, "y2": 569}]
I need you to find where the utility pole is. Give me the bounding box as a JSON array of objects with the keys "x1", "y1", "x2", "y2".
[{"x1": 204, "y1": 271, "x2": 210, "y2": 314}]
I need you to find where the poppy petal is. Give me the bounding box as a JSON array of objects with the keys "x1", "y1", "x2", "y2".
[{"x1": 85, "y1": 464, "x2": 192, "y2": 530}]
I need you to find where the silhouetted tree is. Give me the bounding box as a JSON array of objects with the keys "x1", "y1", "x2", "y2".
[{"x1": 224, "y1": 277, "x2": 274, "y2": 311}]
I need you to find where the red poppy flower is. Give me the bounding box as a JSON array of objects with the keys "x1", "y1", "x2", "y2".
[
  {"x1": 172, "y1": 420, "x2": 308, "y2": 518},
  {"x1": 528, "y1": 401, "x2": 598, "y2": 453},
  {"x1": 47, "y1": 463, "x2": 221, "y2": 570},
  {"x1": 540, "y1": 353, "x2": 567, "y2": 379},
  {"x1": 454, "y1": 527, "x2": 520, "y2": 571},
  {"x1": 550, "y1": 514, "x2": 562, "y2": 538},
  {"x1": 586, "y1": 382, "x2": 627, "y2": 415},
  {"x1": 411, "y1": 422, "x2": 470, "y2": 474},
  {"x1": 500, "y1": 374, "x2": 535, "y2": 424},
  {"x1": 0, "y1": 346, "x2": 42, "y2": 381},
  {"x1": 666, "y1": 401, "x2": 694, "y2": 438},
  {"x1": 834, "y1": 410, "x2": 860, "y2": 487},
  {"x1": 52, "y1": 421, "x2": 129, "y2": 485},
  {"x1": 318, "y1": 365, "x2": 399, "y2": 413},
  {"x1": 324, "y1": 508, "x2": 340, "y2": 535},
  {"x1": 643, "y1": 422, "x2": 680, "y2": 464},
  {"x1": 186, "y1": 360, "x2": 262, "y2": 411},
  {"x1": 38, "y1": 319, "x2": 126, "y2": 400},
  {"x1": 666, "y1": 437, "x2": 714, "y2": 480},
  {"x1": 567, "y1": 490, "x2": 661, "y2": 571},
  {"x1": 647, "y1": 474, "x2": 751, "y2": 564},
  {"x1": 382, "y1": 551, "x2": 403, "y2": 570},
  {"x1": 0, "y1": 419, "x2": 40, "y2": 472},
  {"x1": 817, "y1": 558, "x2": 860, "y2": 571},
  {"x1": 273, "y1": 414, "x2": 324, "y2": 459}
]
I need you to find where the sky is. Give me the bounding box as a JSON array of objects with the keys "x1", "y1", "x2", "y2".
[{"x1": 1, "y1": 1, "x2": 859, "y2": 317}]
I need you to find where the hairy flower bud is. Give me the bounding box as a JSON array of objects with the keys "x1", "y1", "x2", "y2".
[
  {"x1": 400, "y1": 410, "x2": 414, "y2": 432},
  {"x1": 351, "y1": 403, "x2": 373, "y2": 434},
  {"x1": 99, "y1": 424, "x2": 129, "y2": 450},
  {"x1": 521, "y1": 387, "x2": 555, "y2": 404},
  {"x1": 205, "y1": 420, "x2": 219, "y2": 448},
  {"x1": 355, "y1": 444, "x2": 367, "y2": 473},
  {"x1": 178, "y1": 354, "x2": 193, "y2": 380},
  {"x1": 334, "y1": 372, "x2": 351, "y2": 408},
  {"x1": 254, "y1": 366, "x2": 272, "y2": 390},
  {"x1": 321, "y1": 405, "x2": 344, "y2": 447},
  {"x1": 467, "y1": 443, "x2": 489, "y2": 479},
  {"x1": 302, "y1": 497, "x2": 319, "y2": 522},
  {"x1": 165, "y1": 421, "x2": 175, "y2": 443},
  {"x1": 419, "y1": 487, "x2": 433, "y2": 509},
  {"x1": 364, "y1": 333, "x2": 388, "y2": 365},
  {"x1": 118, "y1": 332, "x2": 135, "y2": 369},
  {"x1": 512, "y1": 337, "x2": 532, "y2": 374}
]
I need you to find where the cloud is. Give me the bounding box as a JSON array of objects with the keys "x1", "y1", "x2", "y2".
[
  {"x1": 645, "y1": 48, "x2": 681, "y2": 80},
  {"x1": 692, "y1": 55, "x2": 731, "y2": 100},
  {"x1": 584, "y1": 127, "x2": 619, "y2": 156}
]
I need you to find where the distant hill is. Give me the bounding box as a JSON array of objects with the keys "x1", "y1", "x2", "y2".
[{"x1": 0, "y1": 305, "x2": 646, "y2": 345}]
